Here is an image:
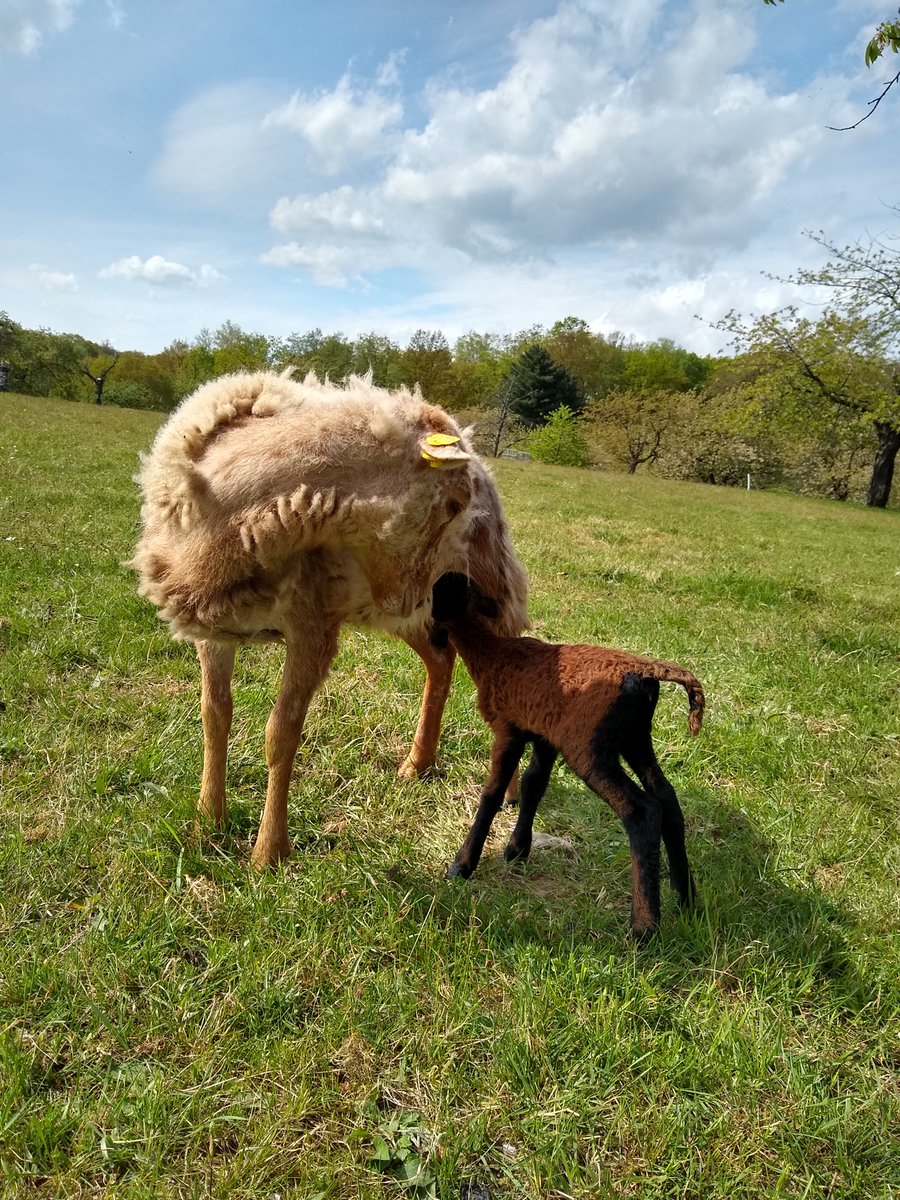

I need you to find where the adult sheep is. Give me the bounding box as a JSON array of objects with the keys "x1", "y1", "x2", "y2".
[{"x1": 131, "y1": 369, "x2": 528, "y2": 868}]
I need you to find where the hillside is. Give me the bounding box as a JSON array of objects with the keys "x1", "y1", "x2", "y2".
[{"x1": 1, "y1": 393, "x2": 897, "y2": 1199}]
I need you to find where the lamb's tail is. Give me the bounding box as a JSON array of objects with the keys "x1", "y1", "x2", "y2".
[{"x1": 646, "y1": 660, "x2": 705, "y2": 736}]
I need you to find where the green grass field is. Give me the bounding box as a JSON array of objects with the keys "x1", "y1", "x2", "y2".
[{"x1": 1, "y1": 392, "x2": 898, "y2": 1200}]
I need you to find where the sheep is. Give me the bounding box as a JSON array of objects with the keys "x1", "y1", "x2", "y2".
[
  {"x1": 430, "y1": 572, "x2": 705, "y2": 941},
  {"x1": 131, "y1": 370, "x2": 528, "y2": 869}
]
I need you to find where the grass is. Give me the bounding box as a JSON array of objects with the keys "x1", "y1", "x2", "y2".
[{"x1": 0, "y1": 391, "x2": 898, "y2": 1200}]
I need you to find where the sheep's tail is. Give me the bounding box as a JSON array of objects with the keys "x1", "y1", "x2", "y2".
[
  {"x1": 646, "y1": 661, "x2": 705, "y2": 736},
  {"x1": 137, "y1": 370, "x2": 305, "y2": 529}
]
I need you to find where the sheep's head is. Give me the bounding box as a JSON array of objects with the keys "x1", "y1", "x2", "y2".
[{"x1": 430, "y1": 572, "x2": 499, "y2": 646}]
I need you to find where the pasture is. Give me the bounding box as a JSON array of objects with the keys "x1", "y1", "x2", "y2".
[{"x1": 0, "y1": 392, "x2": 898, "y2": 1199}]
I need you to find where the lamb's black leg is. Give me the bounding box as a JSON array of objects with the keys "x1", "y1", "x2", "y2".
[
  {"x1": 625, "y1": 736, "x2": 696, "y2": 909},
  {"x1": 448, "y1": 721, "x2": 526, "y2": 880},
  {"x1": 583, "y1": 756, "x2": 662, "y2": 942},
  {"x1": 504, "y1": 736, "x2": 557, "y2": 864}
]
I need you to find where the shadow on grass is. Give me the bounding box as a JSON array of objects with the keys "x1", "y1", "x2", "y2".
[{"x1": 377, "y1": 786, "x2": 883, "y2": 1018}]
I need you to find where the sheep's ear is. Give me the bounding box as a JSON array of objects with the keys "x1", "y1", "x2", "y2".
[
  {"x1": 419, "y1": 432, "x2": 470, "y2": 470},
  {"x1": 432, "y1": 572, "x2": 470, "y2": 621}
]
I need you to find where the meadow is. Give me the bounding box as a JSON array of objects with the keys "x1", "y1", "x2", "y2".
[{"x1": 0, "y1": 392, "x2": 898, "y2": 1200}]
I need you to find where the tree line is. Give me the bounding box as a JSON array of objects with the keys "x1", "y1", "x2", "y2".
[{"x1": 1, "y1": 225, "x2": 898, "y2": 507}]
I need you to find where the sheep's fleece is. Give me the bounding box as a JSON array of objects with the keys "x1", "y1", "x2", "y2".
[{"x1": 131, "y1": 369, "x2": 525, "y2": 643}]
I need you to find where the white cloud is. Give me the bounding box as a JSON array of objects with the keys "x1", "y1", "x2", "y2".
[
  {"x1": 99, "y1": 254, "x2": 226, "y2": 288},
  {"x1": 28, "y1": 262, "x2": 78, "y2": 291},
  {"x1": 153, "y1": 59, "x2": 404, "y2": 211},
  {"x1": 104, "y1": 0, "x2": 124, "y2": 31},
  {"x1": 262, "y1": 0, "x2": 840, "y2": 292},
  {"x1": 262, "y1": 64, "x2": 404, "y2": 173},
  {"x1": 0, "y1": 0, "x2": 80, "y2": 54},
  {"x1": 151, "y1": 82, "x2": 296, "y2": 210}
]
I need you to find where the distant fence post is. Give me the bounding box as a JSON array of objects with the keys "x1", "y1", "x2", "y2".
[
  {"x1": 747, "y1": 473, "x2": 751, "y2": 491},
  {"x1": 0, "y1": 362, "x2": 10, "y2": 392}
]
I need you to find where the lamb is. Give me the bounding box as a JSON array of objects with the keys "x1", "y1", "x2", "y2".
[
  {"x1": 430, "y1": 572, "x2": 705, "y2": 941},
  {"x1": 131, "y1": 370, "x2": 528, "y2": 869}
]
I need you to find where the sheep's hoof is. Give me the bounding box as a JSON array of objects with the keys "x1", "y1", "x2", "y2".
[
  {"x1": 446, "y1": 860, "x2": 471, "y2": 880},
  {"x1": 195, "y1": 798, "x2": 227, "y2": 829},
  {"x1": 398, "y1": 756, "x2": 428, "y2": 781},
  {"x1": 250, "y1": 835, "x2": 293, "y2": 871}
]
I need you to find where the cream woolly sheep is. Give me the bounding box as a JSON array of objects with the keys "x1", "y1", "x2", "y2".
[
  {"x1": 132, "y1": 370, "x2": 528, "y2": 868},
  {"x1": 431, "y1": 573, "x2": 704, "y2": 941}
]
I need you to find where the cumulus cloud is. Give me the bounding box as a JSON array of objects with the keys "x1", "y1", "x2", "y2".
[
  {"x1": 153, "y1": 57, "x2": 404, "y2": 210},
  {"x1": 28, "y1": 262, "x2": 78, "y2": 291},
  {"x1": 263, "y1": 0, "x2": 843, "y2": 289},
  {"x1": 263, "y1": 64, "x2": 404, "y2": 173},
  {"x1": 99, "y1": 254, "x2": 226, "y2": 288},
  {"x1": 0, "y1": 0, "x2": 80, "y2": 54}
]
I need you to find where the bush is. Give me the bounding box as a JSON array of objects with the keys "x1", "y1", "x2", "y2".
[
  {"x1": 103, "y1": 381, "x2": 160, "y2": 411},
  {"x1": 527, "y1": 405, "x2": 590, "y2": 467}
]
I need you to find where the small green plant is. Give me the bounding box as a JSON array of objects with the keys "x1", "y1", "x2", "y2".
[
  {"x1": 527, "y1": 404, "x2": 590, "y2": 466},
  {"x1": 358, "y1": 1107, "x2": 437, "y2": 1196}
]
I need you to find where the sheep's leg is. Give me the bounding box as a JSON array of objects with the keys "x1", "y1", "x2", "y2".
[
  {"x1": 448, "y1": 722, "x2": 526, "y2": 879},
  {"x1": 398, "y1": 630, "x2": 518, "y2": 800},
  {"x1": 197, "y1": 640, "x2": 236, "y2": 827},
  {"x1": 625, "y1": 740, "x2": 696, "y2": 909},
  {"x1": 251, "y1": 621, "x2": 340, "y2": 870},
  {"x1": 504, "y1": 736, "x2": 557, "y2": 864},
  {"x1": 584, "y1": 759, "x2": 662, "y2": 942},
  {"x1": 397, "y1": 631, "x2": 457, "y2": 780}
]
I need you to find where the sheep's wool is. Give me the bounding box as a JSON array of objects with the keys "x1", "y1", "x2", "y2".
[{"x1": 131, "y1": 369, "x2": 526, "y2": 644}]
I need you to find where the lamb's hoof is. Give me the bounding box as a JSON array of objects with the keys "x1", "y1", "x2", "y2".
[
  {"x1": 503, "y1": 842, "x2": 529, "y2": 864},
  {"x1": 629, "y1": 924, "x2": 658, "y2": 946},
  {"x1": 446, "y1": 861, "x2": 471, "y2": 880}
]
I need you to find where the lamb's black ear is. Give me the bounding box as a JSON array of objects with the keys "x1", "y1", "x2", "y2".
[
  {"x1": 472, "y1": 587, "x2": 499, "y2": 620},
  {"x1": 428, "y1": 625, "x2": 450, "y2": 650},
  {"x1": 431, "y1": 572, "x2": 471, "y2": 622}
]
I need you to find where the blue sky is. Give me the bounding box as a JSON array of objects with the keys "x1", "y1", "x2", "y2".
[{"x1": 2, "y1": 0, "x2": 896, "y2": 353}]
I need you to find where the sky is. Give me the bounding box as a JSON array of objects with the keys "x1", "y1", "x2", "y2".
[{"x1": 1, "y1": 0, "x2": 897, "y2": 355}]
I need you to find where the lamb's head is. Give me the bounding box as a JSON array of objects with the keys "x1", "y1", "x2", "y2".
[{"x1": 429, "y1": 572, "x2": 499, "y2": 647}]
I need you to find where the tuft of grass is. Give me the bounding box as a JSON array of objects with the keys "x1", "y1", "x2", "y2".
[{"x1": 1, "y1": 393, "x2": 898, "y2": 1199}]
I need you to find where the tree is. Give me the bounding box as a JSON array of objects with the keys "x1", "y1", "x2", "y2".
[
  {"x1": 543, "y1": 318, "x2": 626, "y2": 401},
  {"x1": 400, "y1": 329, "x2": 457, "y2": 405},
  {"x1": 506, "y1": 344, "x2": 583, "y2": 427},
  {"x1": 14, "y1": 327, "x2": 91, "y2": 398},
  {"x1": 527, "y1": 405, "x2": 590, "y2": 467},
  {"x1": 80, "y1": 348, "x2": 119, "y2": 404},
  {"x1": 622, "y1": 338, "x2": 709, "y2": 394},
  {"x1": 109, "y1": 350, "x2": 178, "y2": 411},
  {"x1": 762, "y1": 1, "x2": 900, "y2": 128},
  {"x1": 761, "y1": 223, "x2": 900, "y2": 505},
  {"x1": 349, "y1": 332, "x2": 404, "y2": 388},
  {"x1": 210, "y1": 322, "x2": 271, "y2": 376},
  {"x1": 717, "y1": 306, "x2": 900, "y2": 507},
  {"x1": 589, "y1": 388, "x2": 690, "y2": 474}
]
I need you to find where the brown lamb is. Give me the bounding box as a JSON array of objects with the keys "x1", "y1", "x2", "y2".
[{"x1": 430, "y1": 572, "x2": 705, "y2": 940}]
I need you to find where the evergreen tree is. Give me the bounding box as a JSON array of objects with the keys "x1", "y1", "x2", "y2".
[{"x1": 507, "y1": 344, "x2": 583, "y2": 426}]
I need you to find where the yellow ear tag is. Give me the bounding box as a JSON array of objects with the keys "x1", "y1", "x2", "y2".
[
  {"x1": 425, "y1": 433, "x2": 461, "y2": 447},
  {"x1": 421, "y1": 449, "x2": 451, "y2": 468}
]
